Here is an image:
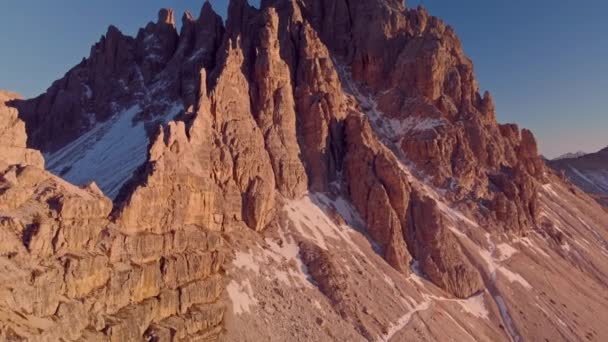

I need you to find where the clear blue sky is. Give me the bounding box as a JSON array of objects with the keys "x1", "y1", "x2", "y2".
[{"x1": 1, "y1": 1, "x2": 606, "y2": 158}]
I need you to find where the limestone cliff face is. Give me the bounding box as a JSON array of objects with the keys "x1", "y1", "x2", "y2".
[
  {"x1": 109, "y1": 0, "x2": 543, "y2": 301},
  {"x1": 0, "y1": 93, "x2": 225, "y2": 341},
  {"x1": 11, "y1": 0, "x2": 543, "y2": 299},
  {"x1": 2, "y1": 1, "x2": 608, "y2": 341},
  {"x1": 298, "y1": 0, "x2": 544, "y2": 236},
  {"x1": 0, "y1": 92, "x2": 44, "y2": 169}
]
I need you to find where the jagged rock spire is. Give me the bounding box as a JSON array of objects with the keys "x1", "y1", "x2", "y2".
[{"x1": 158, "y1": 8, "x2": 175, "y2": 27}]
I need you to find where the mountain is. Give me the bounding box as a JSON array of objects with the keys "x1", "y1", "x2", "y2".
[
  {"x1": 548, "y1": 146, "x2": 608, "y2": 207},
  {"x1": 553, "y1": 151, "x2": 587, "y2": 160},
  {"x1": 1, "y1": 1, "x2": 608, "y2": 341}
]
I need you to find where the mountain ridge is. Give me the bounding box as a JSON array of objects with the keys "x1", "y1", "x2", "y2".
[
  {"x1": 548, "y1": 145, "x2": 608, "y2": 207},
  {"x1": 553, "y1": 150, "x2": 587, "y2": 160}
]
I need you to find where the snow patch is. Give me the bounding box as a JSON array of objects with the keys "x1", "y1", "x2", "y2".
[
  {"x1": 264, "y1": 236, "x2": 313, "y2": 288},
  {"x1": 515, "y1": 237, "x2": 550, "y2": 258},
  {"x1": 542, "y1": 183, "x2": 562, "y2": 200},
  {"x1": 437, "y1": 201, "x2": 479, "y2": 228},
  {"x1": 285, "y1": 194, "x2": 366, "y2": 258},
  {"x1": 408, "y1": 260, "x2": 427, "y2": 287},
  {"x1": 386, "y1": 116, "x2": 445, "y2": 136},
  {"x1": 233, "y1": 251, "x2": 260, "y2": 273},
  {"x1": 83, "y1": 85, "x2": 93, "y2": 99},
  {"x1": 478, "y1": 248, "x2": 498, "y2": 278},
  {"x1": 188, "y1": 48, "x2": 208, "y2": 62},
  {"x1": 383, "y1": 274, "x2": 395, "y2": 288},
  {"x1": 232, "y1": 234, "x2": 313, "y2": 289},
  {"x1": 227, "y1": 279, "x2": 257, "y2": 315},
  {"x1": 380, "y1": 298, "x2": 431, "y2": 342},
  {"x1": 479, "y1": 238, "x2": 531, "y2": 289},
  {"x1": 567, "y1": 166, "x2": 608, "y2": 192},
  {"x1": 327, "y1": 195, "x2": 366, "y2": 227},
  {"x1": 587, "y1": 170, "x2": 608, "y2": 192},
  {"x1": 569, "y1": 166, "x2": 594, "y2": 184},
  {"x1": 496, "y1": 243, "x2": 518, "y2": 261},
  {"x1": 498, "y1": 268, "x2": 532, "y2": 289},
  {"x1": 456, "y1": 293, "x2": 489, "y2": 320},
  {"x1": 285, "y1": 196, "x2": 339, "y2": 250}
]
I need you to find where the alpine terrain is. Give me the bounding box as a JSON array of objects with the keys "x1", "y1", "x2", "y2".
[
  {"x1": 548, "y1": 147, "x2": 608, "y2": 207},
  {"x1": 1, "y1": 1, "x2": 607, "y2": 341}
]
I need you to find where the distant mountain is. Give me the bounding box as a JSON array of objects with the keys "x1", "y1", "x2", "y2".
[
  {"x1": 553, "y1": 151, "x2": 587, "y2": 160},
  {"x1": 548, "y1": 146, "x2": 608, "y2": 206}
]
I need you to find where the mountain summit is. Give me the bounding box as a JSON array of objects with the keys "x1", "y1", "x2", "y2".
[{"x1": 1, "y1": 1, "x2": 608, "y2": 341}]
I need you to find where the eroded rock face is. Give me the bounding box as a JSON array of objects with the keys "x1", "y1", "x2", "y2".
[
  {"x1": 1, "y1": 87, "x2": 224, "y2": 342},
  {"x1": 297, "y1": 0, "x2": 545, "y2": 236},
  {"x1": 0, "y1": 91, "x2": 44, "y2": 168},
  {"x1": 344, "y1": 115, "x2": 412, "y2": 273},
  {"x1": 0, "y1": 164, "x2": 226, "y2": 340},
  {"x1": 292, "y1": 21, "x2": 348, "y2": 193},
  {"x1": 2, "y1": 0, "x2": 588, "y2": 340},
  {"x1": 407, "y1": 190, "x2": 483, "y2": 298},
  {"x1": 11, "y1": 6, "x2": 227, "y2": 199},
  {"x1": 251, "y1": 9, "x2": 308, "y2": 198},
  {"x1": 10, "y1": 0, "x2": 545, "y2": 299}
]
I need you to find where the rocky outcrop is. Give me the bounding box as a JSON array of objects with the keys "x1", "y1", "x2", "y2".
[
  {"x1": 135, "y1": 9, "x2": 179, "y2": 83},
  {"x1": 292, "y1": 21, "x2": 348, "y2": 192},
  {"x1": 298, "y1": 0, "x2": 545, "y2": 236},
  {"x1": 344, "y1": 115, "x2": 412, "y2": 273},
  {"x1": 251, "y1": 9, "x2": 308, "y2": 198},
  {"x1": 343, "y1": 114, "x2": 483, "y2": 297},
  {"x1": 1, "y1": 92, "x2": 225, "y2": 340},
  {"x1": 0, "y1": 165, "x2": 225, "y2": 342},
  {"x1": 10, "y1": 5, "x2": 227, "y2": 198},
  {"x1": 0, "y1": 91, "x2": 44, "y2": 168},
  {"x1": 407, "y1": 190, "x2": 483, "y2": 298},
  {"x1": 299, "y1": 240, "x2": 378, "y2": 340}
]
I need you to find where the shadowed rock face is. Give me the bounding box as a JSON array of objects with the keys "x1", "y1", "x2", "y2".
[{"x1": 1, "y1": 1, "x2": 608, "y2": 341}]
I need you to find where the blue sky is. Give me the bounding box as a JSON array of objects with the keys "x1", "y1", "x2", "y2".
[{"x1": 1, "y1": 0, "x2": 606, "y2": 158}]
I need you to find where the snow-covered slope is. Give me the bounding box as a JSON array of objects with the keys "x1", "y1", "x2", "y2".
[
  {"x1": 548, "y1": 147, "x2": 608, "y2": 206},
  {"x1": 226, "y1": 181, "x2": 608, "y2": 341},
  {"x1": 45, "y1": 102, "x2": 183, "y2": 199}
]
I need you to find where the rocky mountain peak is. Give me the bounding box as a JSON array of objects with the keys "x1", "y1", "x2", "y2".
[
  {"x1": 199, "y1": 0, "x2": 216, "y2": 18},
  {"x1": 2, "y1": 1, "x2": 608, "y2": 341},
  {"x1": 158, "y1": 8, "x2": 176, "y2": 27}
]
